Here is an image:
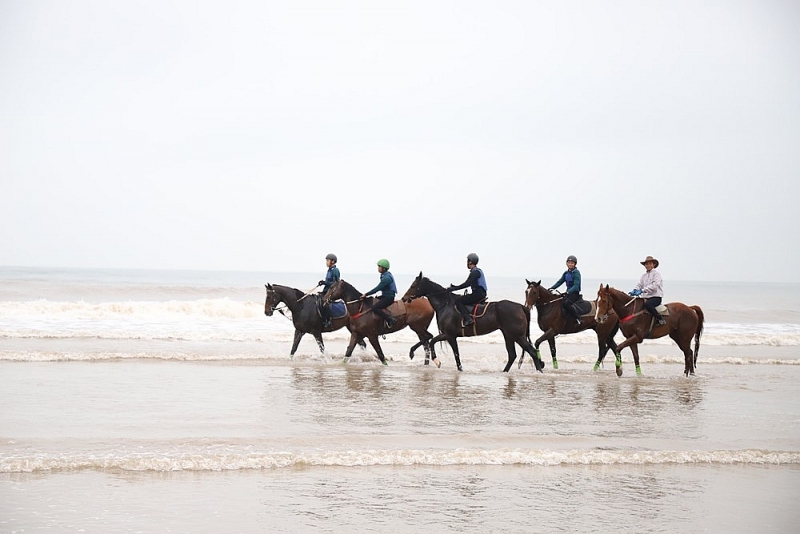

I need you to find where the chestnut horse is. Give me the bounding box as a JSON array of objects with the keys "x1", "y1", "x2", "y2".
[
  {"x1": 523, "y1": 279, "x2": 620, "y2": 371},
  {"x1": 264, "y1": 283, "x2": 364, "y2": 357},
  {"x1": 323, "y1": 279, "x2": 438, "y2": 366},
  {"x1": 595, "y1": 285, "x2": 704, "y2": 377},
  {"x1": 401, "y1": 273, "x2": 545, "y2": 373}
]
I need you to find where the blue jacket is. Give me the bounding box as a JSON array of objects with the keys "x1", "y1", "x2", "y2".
[
  {"x1": 450, "y1": 267, "x2": 487, "y2": 295},
  {"x1": 550, "y1": 268, "x2": 581, "y2": 294},
  {"x1": 322, "y1": 266, "x2": 340, "y2": 294},
  {"x1": 365, "y1": 271, "x2": 397, "y2": 299}
]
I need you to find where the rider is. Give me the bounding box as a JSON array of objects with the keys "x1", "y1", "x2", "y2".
[
  {"x1": 361, "y1": 258, "x2": 397, "y2": 328},
  {"x1": 549, "y1": 255, "x2": 584, "y2": 325},
  {"x1": 318, "y1": 253, "x2": 340, "y2": 328},
  {"x1": 629, "y1": 255, "x2": 666, "y2": 326},
  {"x1": 446, "y1": 253, "x2": 487, "y2": 326}
]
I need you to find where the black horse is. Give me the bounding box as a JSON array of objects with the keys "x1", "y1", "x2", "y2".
[
  {"x1": 264, "y1": 284, "x2": 364, "y2": 356},
  {"x1": 401, "y1": 273, "x2": 545, "y2": 373}
]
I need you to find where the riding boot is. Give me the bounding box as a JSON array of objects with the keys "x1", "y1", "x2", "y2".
[
  {"x1": 656, "y1": 315, "x2": 666, "y2": 326},
  {"x1": 457, "y1": 303, "x2": 473, "y2": 326}
]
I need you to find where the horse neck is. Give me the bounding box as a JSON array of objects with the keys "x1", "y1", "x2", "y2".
[
  {"x1": 607, "y1": 288, "x2": 633, "y2": 316},
  {"x1": 337, "y1": 281, "x2": 362, "y2": 302},
  {"x1": 276, "y1": 285, "x2": 304, "y2": 311},
  {"x1": 533, "y1": 286, "x2": 558, "y2": 309},
  {"x1": 421, "y1": 280, "x2": 452, "y2": 311}
]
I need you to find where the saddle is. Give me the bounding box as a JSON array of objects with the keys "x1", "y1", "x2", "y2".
[
  {"x1": 317, "y1": 296, "x2": 348, "y2": 320},
  {"x1": 574, "y1": 300, "x2": 594, "y2": 317}
]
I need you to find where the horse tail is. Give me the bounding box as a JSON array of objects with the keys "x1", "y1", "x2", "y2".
[{"x1": 690, "y1": 305, "x2": 704, "y2": 366}]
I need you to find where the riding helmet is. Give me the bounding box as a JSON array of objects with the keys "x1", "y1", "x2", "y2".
[
  {"x1": 566, "y1": 255, "x2": 578, "y2": 264},
  {"x1": 377, "y1": 258, "x2": 390, "y2": 269},
  {"x1": 325, "y1": 253, "x2": 337, "y2": 263},
  {"x1": 467, "y1": 253, "x2": 479, "y2": 264}
]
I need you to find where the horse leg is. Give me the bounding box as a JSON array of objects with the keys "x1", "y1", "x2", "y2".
[
  {"x1": 631, "y1": 343, "x2": 643, "y2": 376},
  {"x1": 502, "y1": 336, "x2": 517, "y2": 373},
  {"x1": 343, "y1": 333, "x2": 360, "y2": 362},
  {"x1": 547, "y1": 337, "x2": 558, "y2": 369},
  {"x1": 516, "y1": 336, "x2": 545, "y2": 372},
  {"x1": 447, "y1": 337, "x2": 463, "y2": 372},
  {"x1": 290, "y1": 330, "x2": 304, "y2": 358},
  {"x1": 366, "y1": 335, "x2": 388, "y2": 366},
  {"x1": 313, "y1": 333, "x2": 325, "y2": 355},
  {"x1": 520, "y1": 330, "x2": 554, "y2": 370},
  {"x1": 672, "y1": 332, "x2": 695, "y2": 377},
  {"x1": 613, "y1": 336, "x2": 640, "y2": 378}
]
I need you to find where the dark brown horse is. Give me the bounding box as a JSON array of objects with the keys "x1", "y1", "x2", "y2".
[
  {"x1": 264, "y1": 283, "x2": 364, "y2": 357},
  {"x1": 523, "y1": 279, "x2": 620, "y2": 371},
  {"x1": 595, "y1": 285, "x2": 705, "y2": 377},
  {"x1": 323, "y1": 279, "x2": 438, "y2": 366},
  {"x1": 401, "y1": 273, "x2": 545, "y2": 373}
]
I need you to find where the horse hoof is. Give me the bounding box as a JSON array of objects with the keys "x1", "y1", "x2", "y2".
[
  {"x1": 457, "y1": 366, "x2": 463, "y2": 372},
  {"x1": 434, "y1": 358, "x2": 441, "y2": 368},
  {"x1": 616, "y1": 366, "x2": 623, "y2": 377}
]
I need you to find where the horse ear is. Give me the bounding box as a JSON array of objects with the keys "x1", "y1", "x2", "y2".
[
  {"x1": 418, "y1": 271, "x2": 423, "y2": 278},
  {"x1": 537, "y1": 280, "x2": 541, "y2": 285},
  {"x1": 526, "y1": 278, "x2": 531, "y2": 285}
]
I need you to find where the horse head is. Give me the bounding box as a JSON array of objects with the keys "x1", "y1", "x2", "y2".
[
  {"x1": 524, "y1": 279, "x2": 544, "y2": 309},
  {"x1": 264, "y1": 284, "x2": 282, "y2": 316},
  {"x1": 402, "y1": 272, "x2": 426, "y2": 302},
  {"x1": 323, "y1": 279, "x2": 344, "y2": 304},
  {"x1": 595, "y1": 284, "x2": 613, "y2": 324}
]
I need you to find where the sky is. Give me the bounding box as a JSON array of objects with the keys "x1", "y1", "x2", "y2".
[{"x1": 1, "y1": 1, "x2": 798, "y2": 283}]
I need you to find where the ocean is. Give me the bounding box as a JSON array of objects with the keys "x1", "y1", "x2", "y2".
[{"x1": 2, "y1": 267, "x2": 799, "y2": 532}]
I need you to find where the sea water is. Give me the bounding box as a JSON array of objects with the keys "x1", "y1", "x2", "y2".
[{"x1": 1, "y1": 267, "x2": 799, "y2": 532}]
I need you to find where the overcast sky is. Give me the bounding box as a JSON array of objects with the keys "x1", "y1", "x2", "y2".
[{"x1": 1, "y1": 1, "x2": 798, "y2": 282}]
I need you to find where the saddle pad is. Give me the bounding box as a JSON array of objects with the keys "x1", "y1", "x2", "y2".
[
  {"x1": 387, "y1": 300, "x2": 406, "y2": 317},
  {"x1": 655, "y1": 304, "x2": 669, "y2": 315},
  {"x1": 579, "y1": 301, "x2": 596, "y2": 318},
  {"x1": 330, "y1": 300, "x2": 347, "y2": 319}
]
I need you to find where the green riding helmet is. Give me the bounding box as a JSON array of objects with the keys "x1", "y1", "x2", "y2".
[{"x1": 377, "y1": 258, "x2": 390, "y2": 269}]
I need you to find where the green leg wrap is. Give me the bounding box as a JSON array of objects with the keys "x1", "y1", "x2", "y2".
[
  {"x1": 635, "y1": 365, "x2": 642, "y2": 376},
  {"x1": 615, "y1": 353, "x2": 622, "y2": 367},
  {"x1": 593, "y1": 361, "x2": 601, "y2": 372},
  {"x1": 552, "y1": 359, "x2": 559, "y2": 370}
]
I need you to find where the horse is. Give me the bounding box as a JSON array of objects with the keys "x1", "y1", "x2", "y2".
[
  {"x1": 523, "y1": 279, "x2": 620, "y2": 371},
  {"x1": 401, "y1": 273, "x2": 545, "y2": 373},
  {"x1": 264, "y1": 283, "x2": 364, "y2": 356},
  {"x1": 595, "y1": 285, "x2": 705, "y2": 377},
  {"x1": 322, "y1": 279, "x2": 438, "y2": 366}
]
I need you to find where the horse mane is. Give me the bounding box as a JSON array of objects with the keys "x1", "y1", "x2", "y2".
[
  {"x1": 271, "y1": 284, "x2": 304, "y2": 299},
  {"x1": 420, "y1": 275, "x2": 446, "y2": 293},
  {"x1": 336, "y1": 279, "x2": 362, "y2": 299}
]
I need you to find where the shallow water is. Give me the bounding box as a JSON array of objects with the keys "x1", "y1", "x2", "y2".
[{"x1": 2, "y1": 268, "x2": 800, "y2": 532}]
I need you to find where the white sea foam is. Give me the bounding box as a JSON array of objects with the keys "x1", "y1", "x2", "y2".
[{"x1": 3, "y1": 448, "x2": 798, "y2": 473}]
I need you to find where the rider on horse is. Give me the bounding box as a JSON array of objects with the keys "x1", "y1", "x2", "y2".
[
  {"x1": 361, "y1": 258, "x2": 398, "y2": 328},
  {"x1": 446, "y1": 253, "x2": 487, "y2": 326},
  {"x1": 549, "y1": 255, "x2": 585, "y2": 324},
  {"x1": 318, "y1": 253, "x2": 340, "y2": 328},
  {"x1": 629, "y1": 255, "x2": 666, "y2": 326}
]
